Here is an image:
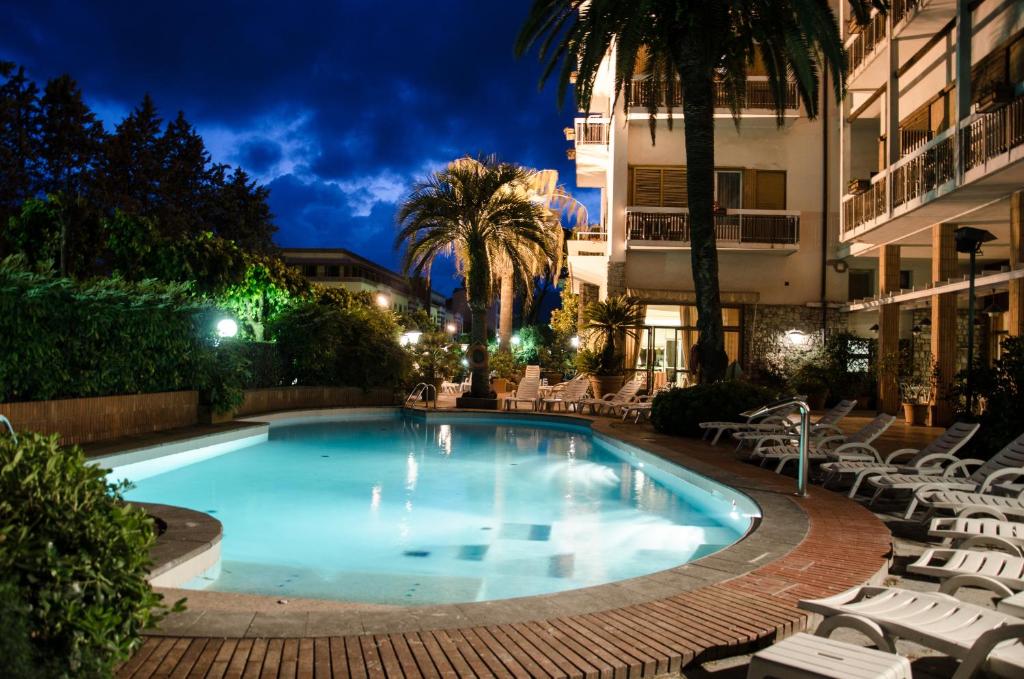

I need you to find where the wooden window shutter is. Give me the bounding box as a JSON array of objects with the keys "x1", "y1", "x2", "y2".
[
  {"x1": 633, "y1": 167, "x2": 663, "y2": 206},
  {"x1": 661, "y1": 168, "x2": 687, "y2": 207},
  {"x1": 755, "y1": 171, "x2": 786, "y2": 210},
  {"x1": 742, "y1": 169, "x2": 757, "y2": 208}
]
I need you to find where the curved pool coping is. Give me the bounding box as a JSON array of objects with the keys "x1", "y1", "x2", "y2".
[{"x1": 119, "y1": 407, "x2": 892, "y2": 677}]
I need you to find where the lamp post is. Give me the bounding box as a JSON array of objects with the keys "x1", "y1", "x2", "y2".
[{"x1": 954, "y1": 226, "x2": 996, "y2": 413}]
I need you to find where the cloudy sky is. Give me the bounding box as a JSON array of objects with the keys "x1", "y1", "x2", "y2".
[{"x1": 1, "y1": 0, "x2": 597, "y2": 293}]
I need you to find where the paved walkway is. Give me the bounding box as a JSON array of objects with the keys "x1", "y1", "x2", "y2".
[{"x1": 117, "y1": 411, "x2": 891, "y2": 679}]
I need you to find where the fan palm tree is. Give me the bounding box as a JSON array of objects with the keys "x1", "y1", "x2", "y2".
[
  {"x1": 517, "y1": 0, "x2": 865, "y2": 382},
  {"x1": 396, "y1": 155, "x2": 555, "y2": 397},
  {"x1": 496, "y1": 170, "x2": 587, "y2": 349},
  {"x1": 582, "y1": 295, "x2": 646, "y2": 375}
]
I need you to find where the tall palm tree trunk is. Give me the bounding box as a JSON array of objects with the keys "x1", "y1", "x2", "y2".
[
  {"x1": 680, "y1": 64, "x2": 728, "y2": 383},
  {"x1": 467, "y1": 247, "x2": 492, "y2": 397},
  {"x1": 498, "y1": 274, "x2": 514, "y2": 350}
]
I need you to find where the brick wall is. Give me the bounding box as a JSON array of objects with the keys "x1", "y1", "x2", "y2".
[
  {"x1": 235, "y1": 386, "x2": 397, "y2": 416},
  {"x1": 0, "y1": 391, "x2": 199, "y2": 446}
]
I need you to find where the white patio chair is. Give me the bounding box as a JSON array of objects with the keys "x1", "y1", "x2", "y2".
[
  {"x1": 578, "y1": 378, "x2": 644, "y2": 416},
  {"x1": 698, "y1": 399, "x2": 805, "y2": 446},
  {"x1": 749, "y1": 413, "x2": 896, "y2": 474},
  {"x1": 502, "y1": 376, "x2": 540, "y2": 411},
  {"x1": 929, "y1": 516, "x2": 1024, "y2": 554},
  {"x1": 909, "y1": 548, "x2": 1024, "y2": 599},
  {"x1": 799, "y1": 586, "x2": 1024, "y2": 679},
  {"x1": 540, "y1": 375, "x2": 589, "y2": 412},
  {"x1": 866, "y1": 432, "x2": 1024, "y2": 518},
  {"x1": 733, "y1": 399, "x2": 859, "y2": 447},
  {"x1": 818, "y1": 421, "x2": 980, "y2": 498},
  {"x1": 914, "y1": 486, "x2": 1024, "y2": 522}
]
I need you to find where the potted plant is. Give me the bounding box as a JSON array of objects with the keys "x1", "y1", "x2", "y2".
[
  {"x1": 789, "y1": 362, "x2": 830, "y2": 410},
  {"x1": 487, "y1": 349, "x2": 521, "y2": 394},
  {"x1": 408, "y1": 330, "x2": 461, "y2": 399},
  {"x1": 900, "y1": 375, "x2": 934, "y2": 426},
  {"x1": 579, "y1": 295, "x2": 645, "y2": 398}
]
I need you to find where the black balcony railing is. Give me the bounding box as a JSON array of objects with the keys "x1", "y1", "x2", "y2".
[
  {"x1": 628, "y1": 79, "x2": 799, "y2": 111},
  {"x1": 626, "y1": 209, "x2": 799, "y2": 245}
]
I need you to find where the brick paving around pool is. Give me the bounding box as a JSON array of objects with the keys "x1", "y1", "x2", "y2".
[{"x1": 116, "y1": 411, "x2": 892, "y2": 679}]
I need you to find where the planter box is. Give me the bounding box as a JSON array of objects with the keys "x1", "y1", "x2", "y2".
[{"x1": 0, "y1": 391, "x2": 199, "y2": 446}]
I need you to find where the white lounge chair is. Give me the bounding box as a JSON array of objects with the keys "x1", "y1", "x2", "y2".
[
  {"x1": 819, "y1": 421, "x2": 980, "y2": 498},
  {"x1": 930, "y1": 516, "x2": 1024, "y2": 554},
  {"x1": 914, "y1": 486, "x2": 1024, "y2": 522},
  {"x1": 578, "y1": 378, "x2": 644, "y2": 416},
  {"x1": 749, "y1": 413, "x2": 896, "y2": 474},
  {"x1": 733, "y1": 399, "x2": 859, "y2": 448},
  {"x1": 698, "y1": 397, "x2": 807, "y2": 446},
  {"x1": 503, "y1": 376, "x2": 540, "y2": 411},
  {"x1": 746, "y1": 632, "x2": 912, "y2": 679},
  {"x1": 866, "y1": 432, "x2": 1024, "y2": 518},
  {"x1": 800, "y1": 586, "x2": 1024, "y2": 679},
  {"x1": 523, "y1": 365, "x2": 541, "y2": 380},
  {"x1": 909, "y1": 548, "x2": 1024, "y2": 599},
  {"x1": 540, "y1": 375, "x2": 589, "y2": 412},
  {"x1": 619, "y1": 385, "x2": 670, "y2": 423}
]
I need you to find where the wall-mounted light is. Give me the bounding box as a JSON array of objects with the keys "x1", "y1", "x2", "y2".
[
  {"x1": 869, "y1": 324, "x2": 879, "y2": 333},
  {"x1": 783, "y1": 329, "x2": 809, "y2": 347},
  {"x1": 376, "y1": 293, "x2": 390, "y2": 308}
]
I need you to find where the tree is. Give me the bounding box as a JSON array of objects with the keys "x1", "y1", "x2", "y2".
[
  {"x1": 0, "y1": 63, "x2": 40, "y2": 235},
  {"x1": 158, "y1": 110, "x2": 213, "y2": 239},
  {"x1": 396, "y1": 156, "x2": 555, "y2": 398},
  {"x1": 37, "y1": 74, "x2": 105, "y2": 274},
  {"x1": 100, "y1": 94, "x2": 163, "y2": 221},
  {"x1": 208, "y1": 166, "x2": 277, "y2": 252},
  {"x1": 517, "y1": 0, "x2": 848, "y2": 382},
  {"x1": 582, "y1": 295, "x2": 645, "y2": 376}
]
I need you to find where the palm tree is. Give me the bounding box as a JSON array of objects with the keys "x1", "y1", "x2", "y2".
[
  {"x1": 496, "y1": 170, "x2": 587, "y2": 349},
  {"x1": 516, "y1": 0, "x2": 852, "y2": 383},
  {"x1": 396, "y1": 155, "x2": 556, "y2": 398},
  {"x1": 582, "y1": 295, "x2": 646, "y2": 375}
]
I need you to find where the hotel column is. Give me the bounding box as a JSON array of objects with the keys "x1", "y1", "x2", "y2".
[
  {"x1": 931, "y1": 223, "x2": 958, "y2": 426},
  {"x1": 1010, "y1": 191, "x2": 1024, "y2": 337},
  {"x1": 878, "y1": 245, "x2": 901, "y2": 414}
]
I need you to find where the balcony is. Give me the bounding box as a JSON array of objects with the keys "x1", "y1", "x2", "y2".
[
  {"x1": 571, "y1": 118, "x2": 609, "y2": 188},
  {"x1": 841, "y1": 93, "x2": 1024, "y2": 244},
  {"x1": 625, "y1": 207, "x2": 799, "y2": 252},
  {"x1": 846, "y1": 9, "x2": 887, "y2": 76},
  {"x1": 628, "y1": 78, "x2": 799, "y2": 112}
]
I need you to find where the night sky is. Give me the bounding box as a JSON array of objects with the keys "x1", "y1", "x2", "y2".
[{"x1": 0, "y1": 0, "x2": 597, "y2": 293}]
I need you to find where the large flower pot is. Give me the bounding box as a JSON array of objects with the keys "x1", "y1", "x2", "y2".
[
  {"x1": 903, "y1": 402, "x2": 930, "y2": 426},
  {"x1": 589, "y1": 375, "x2": 624, "y2": 400}
]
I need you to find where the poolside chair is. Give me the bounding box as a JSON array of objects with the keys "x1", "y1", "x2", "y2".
[
  {"x1": 698, "y1": 398, "x2": 806, "y2": 446},
  {"x1": 930, "y1": 517, "x2": 1024, "y2": 554},
  {"x1": 818, "y1": 421, "x2": 980, "y2": 498},
  {"x1": 523, "y1": 365, "x2": 541, "y2": 380},
  {"x1": 503, "y1": 376, "x2": 540, "y2": 411},
  {"x1": 914, "y1": 486, "x2": 1024, "y2": 522},
  {"x1": 733, "y1": 399, "x2": 859, "y2": 447},
  {"x1": 748, "y1": 413, "x2": 896, "y2": 474},
  {"x1": 540, "y1": 375, "x2": 589, "y2": 412},
  {"x1": 865, "y1": 432, "x2": 1024, "y2": 518},
  {"x1": 579, "y1": 379, "x2": 644, "y2": 416},
  {"x1": 619, "y1": 384, "x2": 671, "y2": 423},
  {"x1": 909, "y1": 548, "x2": 1024, "y2": 599},
  {"x1": 799, "y1": 586, "x2": 1024, "y2": 679}
]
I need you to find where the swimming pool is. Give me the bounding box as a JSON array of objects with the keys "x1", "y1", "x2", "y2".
[{"x1": 103, "y1": 411, "x2": 759, "y2": 605}]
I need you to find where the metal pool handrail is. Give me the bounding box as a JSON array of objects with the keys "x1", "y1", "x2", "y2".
[
  {"x1": 742, "y1": 396, "x2": 811, "y2": 497},
  {"x1": 405, "y1": 383, "x2": 437, "y2": 409},
  {"x1": 0, "y1": 414, "x2": 17, "y2": 445}
]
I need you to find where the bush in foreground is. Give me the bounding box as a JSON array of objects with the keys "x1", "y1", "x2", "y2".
[
  {"x1": 0, "y1": 433, "x2": 175, "y2": 677},
  {"x1": 650, "y1": 382, "x2": 778, "y2": 438}
]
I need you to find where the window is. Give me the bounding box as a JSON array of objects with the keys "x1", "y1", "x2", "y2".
[
  {"x1": 846, "y1": 337, "x2": 872, "y2": 373},
  {"x1": 629, "y1": 166, "x2": 688, "y2": 207},
  {"x1": 325, "y1": 265, "x2": 340, "y2": 277},
  {"x1": 899, "y1": 270, "x2": 913, "y2": 290},
  {"x1": 848, "y1": 269, "x2": 874, "y2": 300},
  {"x1": 302, "y1": 264, "x2": 318, "y2": 277},
  {"x1": 715, "y1": 171, "x2": 742, "y2": 209}
]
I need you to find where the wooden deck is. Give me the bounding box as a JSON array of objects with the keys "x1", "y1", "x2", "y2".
[{"x1": 117, "y1": 415, "x2": 893, "y2": 679}]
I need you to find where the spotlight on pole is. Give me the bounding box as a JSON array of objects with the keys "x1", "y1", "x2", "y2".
[{"x1": 954, "y1": 226, "x2": 996, "y2": 414}]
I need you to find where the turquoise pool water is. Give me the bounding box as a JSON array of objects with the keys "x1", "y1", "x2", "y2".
[{"x1": 111, "y1": 413, "x2": 758, "y2": 605}]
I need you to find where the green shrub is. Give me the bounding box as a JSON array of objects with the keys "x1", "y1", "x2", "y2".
[
  {"x1": 487, "y1": 349, "x2": 522, "y2": 380},
  {"x1": 0, "y1": 433, "x2": 176, "y2": 677},
  {"x1": 953, "y1": 336, "x2": 1024, "y2": 459},
  {"x1": 270, "y1": 291, "x2": 409, "y2": 390},
  {"x1": 650, "y1": 381, "x2": 778, "y2": 437},
  {"x1": 237, "y1": 341, "x2": 286, "y2": 389}
]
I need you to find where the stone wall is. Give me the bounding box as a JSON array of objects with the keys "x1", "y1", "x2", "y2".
[
  {"x1": 606, "y1": 261, "x2": 626, "y2": 297},
  {"x1": 743, "y1": 304, "x2": 847, "y2": 375},
  {"x1": 908, "y1": 308, "x2": 977, "y2": 378}
]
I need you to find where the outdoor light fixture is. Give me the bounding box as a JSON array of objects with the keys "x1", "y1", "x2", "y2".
[
  {"x1": 954, "y1": 226, "x2": 997, "y2": 413},
  {"x1": 511, "y1": 334, "x2": 521, "y2": 346},
  {"x1": 375, "y1": 293, "x2": 389, "y2": 308},
  {"x1": 399, "y1": 330, "x2": 422, "y2": 347},
  {"x1": 869, "y1": 324, "x2": 879, "y2": 332},
  {"x1": 445, "y1": 322, "x2": 457, "y2": 334},
  {"x1": 461, "y1": 358, "x2": 469, "y2": 367},
  {"x1": 570, "y1": 335, "x2": 580, "y2": 348},
  {"x1": 216, "y1": 318, "x2": 238, "y2": 339},
  {"x1": 783, "y1": 329, "x2": 808, "y2": 347}
]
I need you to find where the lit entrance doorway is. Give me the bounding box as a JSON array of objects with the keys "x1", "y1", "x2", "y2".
[{"x1": 630, "y1": 305, "x2": 744, "y2": 389}]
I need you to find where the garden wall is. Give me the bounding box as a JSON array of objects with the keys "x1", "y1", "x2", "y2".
[
  {"x1": 743, "y1": 303, "x2": 847, "y2": 374},
  {"x1": 0, "y1": 391, "x2": 199, "y2": 446},
  {"x1": 235, "y1": 386, "x2": 397, "y2": 416}
]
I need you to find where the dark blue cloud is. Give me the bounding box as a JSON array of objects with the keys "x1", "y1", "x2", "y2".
[{"x1": 0, "y1": 0, "x2": 590, "y2": 293}]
